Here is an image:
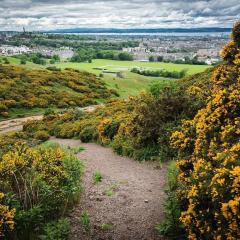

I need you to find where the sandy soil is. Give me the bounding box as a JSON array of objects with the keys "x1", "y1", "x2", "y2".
[
  {"x1": 0, "y1": 115, "x2": 43, "y2": 133},
  {"x1": 0, "y1": 105, "x2": 101, "y2": 134},
  {"x1": 51, "y1": 137, "x2": 167, "y2": 240}
]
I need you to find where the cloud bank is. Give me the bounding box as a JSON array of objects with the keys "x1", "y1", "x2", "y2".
[{"x1": 0, "y1": 0, "x2": 239, "y2": 30}]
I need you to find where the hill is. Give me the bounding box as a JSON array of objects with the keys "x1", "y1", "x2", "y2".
[{"x1": 0, "y1": 65, "x2": 117, "y2": 119}]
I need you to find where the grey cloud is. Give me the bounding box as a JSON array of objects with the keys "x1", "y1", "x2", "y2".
[{"x1": 0, "y1": 0, "x2": 239, "y2": 30}]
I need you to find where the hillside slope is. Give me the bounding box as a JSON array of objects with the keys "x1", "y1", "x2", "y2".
[{"x1": 0, "y1": 65, "x2": 117, "y2": 118}]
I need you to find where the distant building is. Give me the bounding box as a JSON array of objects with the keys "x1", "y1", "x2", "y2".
[{"x1": 0, "y1": 45, "x2": 32, "y2": 55}]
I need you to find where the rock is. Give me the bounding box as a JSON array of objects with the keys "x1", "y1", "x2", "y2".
[
  {"x1": 96, "y1": 196, "x2": 103, "y2": 201},
  {"x1": 144, "y1": 199, "x2": 149, "y2": 203}
]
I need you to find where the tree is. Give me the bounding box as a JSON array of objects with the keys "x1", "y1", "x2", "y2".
[
  {"x1": 118, "y1": 52, "x2": 133, "y2": 61},
  {"x1": 157, "y1": 56, "x2": 163, "y2": 62},
  {"x1": 149, "y1": 56, "x2": 154, "y2": 62},
  {"x1": 20, "y1": 59, "x2": 26, "y2": 65}
]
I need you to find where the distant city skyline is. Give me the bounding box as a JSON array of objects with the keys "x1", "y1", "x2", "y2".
[{"x1": 0, "y1": 0, "x2": 239, "y2": 31}]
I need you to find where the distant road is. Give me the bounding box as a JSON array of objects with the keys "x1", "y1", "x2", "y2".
[{"x1": 0, "y1": 104, "x2": 102, "y2": 134}]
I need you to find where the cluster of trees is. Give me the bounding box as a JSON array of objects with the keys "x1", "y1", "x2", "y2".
[
  {"x1": 0, "y1": 65, "x2": 118, "y2": 118},
  {"x1": 15, "y1": 53, "x2": 60, "y2": 65},
  {"x1": 71, "y1": 50, "x2": 133, "y2": 62},
  {"x1": 149, "y1": 55, "x2": 207, "y2": 65},
  {"x1": 0, "y1": 57, "x2": 10, "y2": 64},
  {"x1": 131, "y1": 67, "x2": 187, "y2": 79},
  {"x1": 4, "y1": 33, "x2": 138, "y2": 51}
]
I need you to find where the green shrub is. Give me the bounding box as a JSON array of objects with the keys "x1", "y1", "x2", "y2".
[
  {"x1": 34, "y1": 130, "x2": 50, "y2": 141},
  {"x1": 0, "y1": 141, "x2": 83, "y2": 238},
  {"x1": 40, "y1": 218, "x2": 71, "y2": 240},
  {"x1": 80, "y1": 210, "x2": 91, "y2": 232},
  {"x1": 156, "y1": 161, "x2": 185, "y2": 238},
  {"x1": 92, "y1": 171, "x2": 103, "y2": 184},
  {"x1": 79, "y1": 126, "x2": 97, "y2": 143}
]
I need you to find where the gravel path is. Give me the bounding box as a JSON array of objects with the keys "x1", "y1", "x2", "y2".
[{"x1": 51, "y1": 137, "x2": 167, "y2": 240}]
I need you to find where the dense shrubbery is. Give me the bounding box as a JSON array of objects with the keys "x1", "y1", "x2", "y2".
[
  {"x1": 0, "y1": 137, "x2": 83, "y2": 239},
  {"x1": 0, "y1": 65, "x2": 118, "y2": 117},
  {"x1": 131, "y1": 67, "x2": 187, "y2": 79},
  {"x1": 23, "y1": 65, "x2": 212, "y2": 162},
  {"x1": 163, "y1": 21, "x2": 240, "y2": 239}
]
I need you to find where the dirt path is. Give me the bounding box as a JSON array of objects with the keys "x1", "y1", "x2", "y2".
[
  {"x1": 0, "y1": 105, "x2": 102, "y2": 134},
  {"x1": 51, "y1": 137, "x2": 167, "y2": 240},
  {"x1": 0, "y1": 115, "x2": 43, "y2": 133}
]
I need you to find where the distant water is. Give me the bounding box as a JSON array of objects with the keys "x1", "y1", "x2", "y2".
[{"x1": 62, "y1": 32, "x2": 230, "y2": 37}]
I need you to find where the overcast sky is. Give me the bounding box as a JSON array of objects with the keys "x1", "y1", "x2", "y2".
[{"x1": 0, "y1": 0, "x2": 239, "y2": 30}]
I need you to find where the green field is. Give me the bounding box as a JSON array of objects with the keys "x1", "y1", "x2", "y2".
[
  {"x1": 54, "y1": 59, "x2": 210, "y2": 97},
  {"x1": 55, "y1": 59, "x2": 209, "y2": 75},
  {"x1": 0, "y1": 56, "x2": 210, "y2": 98}
]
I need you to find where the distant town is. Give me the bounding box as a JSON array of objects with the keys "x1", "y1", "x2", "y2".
[{"x1": 0, "y1": 29, "x2": 229, "y2": 65}]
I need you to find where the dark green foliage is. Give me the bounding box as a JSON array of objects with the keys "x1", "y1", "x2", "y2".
[
  {"x1": 149, "y1": 56, "x2": 155, "y2": 62},
  {"x1": 34, "y1": 130, "x2": 50, "y2": 141},
  {"x1": 103, "y1": 120, "x2": 120, "y2": 140},
  {"x1": 118, "y1": 52, "x2": 133, "y2": 61},
  {"x1": 40, "y1": 219, "x2": 71, "y2": 240},
  {"x1": 131, "y1": 67, "x2": 187, "y2": 79},
  {"x1": 80, "y1": 126, "x2": 97, "y2": 143},
  {"x1": 156, "y1": 162, "x2": 185, "y2": 239}
]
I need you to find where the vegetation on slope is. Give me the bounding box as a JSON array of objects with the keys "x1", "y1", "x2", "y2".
[
  {"x1": 0, "y1": 133, "x2": 83, "y2": 239},
  {"x1": 0, "y1": 65, "x2": 118, "y2": 118},
  {"x1": 20, "y1": 21, "x2": 240, "y2": 240},
  {"x1": 169, "y1": 21, "x2": 240, "y2": 239},
  {"x1": 22, "y1": 65, "x2": 212, "y2": 161}
]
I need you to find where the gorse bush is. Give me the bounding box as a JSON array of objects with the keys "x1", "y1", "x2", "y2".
[
  {"x1": 22, "y1": 65, "x2": 213, "y2": 162},
  {"x1": 171, "y1": 21, "x2": 240, "y2": 239},
  {"x1": 0, "y1": 140, "x2": 83, "y2": 239},
  {"x1": 0, "y1": 65, "x2": 117, "y2": 118},
  {"x1": 0, "y1": 192, "x2": 15, "y2": 237}
]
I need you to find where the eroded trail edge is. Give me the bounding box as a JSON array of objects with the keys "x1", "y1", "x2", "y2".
[{"x1": 52, "y1": 137, "x2": 167, "y2": 240}]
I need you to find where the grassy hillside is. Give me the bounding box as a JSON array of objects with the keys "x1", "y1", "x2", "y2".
[
  {"x1": 0, "y1": 64, "x2": 117, "y2": 119},
  {"x1": 0, "y1": 56, "x2": 210, "y2": 99}
]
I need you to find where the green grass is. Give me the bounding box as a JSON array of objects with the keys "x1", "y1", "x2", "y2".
[
  {"x1": 101, "y1": 223, "x2": 114, "y2": 231},
  {"x1": 0, "y1": 56, "x2": 210, "y2": 100},
  {"x1": 105, "y1": 183, "x2": 118, "y2": 197},
  {"x1": 80, "y1": 210, "x2": 91, "y2": 232},
  {"x1": 55, "y1": 59, "x2": 209, "y2": 98},
  {"x1": 55, "y1": 59, "x2": 209, "y2": 75},
  {"x1": 0, "y1": 56, "x2": 43, "y2": 69},
  {"x1": 0, "y1": 107, "x2": 47, "y2": 121},
  {"x1": 92, "y1": 171, "x2": 103, "y2": 184}
]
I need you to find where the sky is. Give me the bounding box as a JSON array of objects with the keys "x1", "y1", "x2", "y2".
[{"x1": 0, "y1": 0, "x2": 239, "y2": 31}]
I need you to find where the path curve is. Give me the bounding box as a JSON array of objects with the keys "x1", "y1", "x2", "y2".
[
  {"x1": 51, "y1": 137, "x2": 167, "y2": 240},
  {"x1": 0, "y1": 105, "x2": 102, "y2": 134}
]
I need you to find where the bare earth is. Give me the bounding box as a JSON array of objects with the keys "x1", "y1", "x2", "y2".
[
  {"x1": 0, "y1": 110, "x2": 167, "y2": 240},
  {"x1": 0, "y1": 105, "x2": 101, "y2": 134},
  {"x1": 52, "y1": 137, "x2": 167, "y2": 240},
  {"x1": 0, "y1": 115, "x2": 43, "y2": 133}
]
